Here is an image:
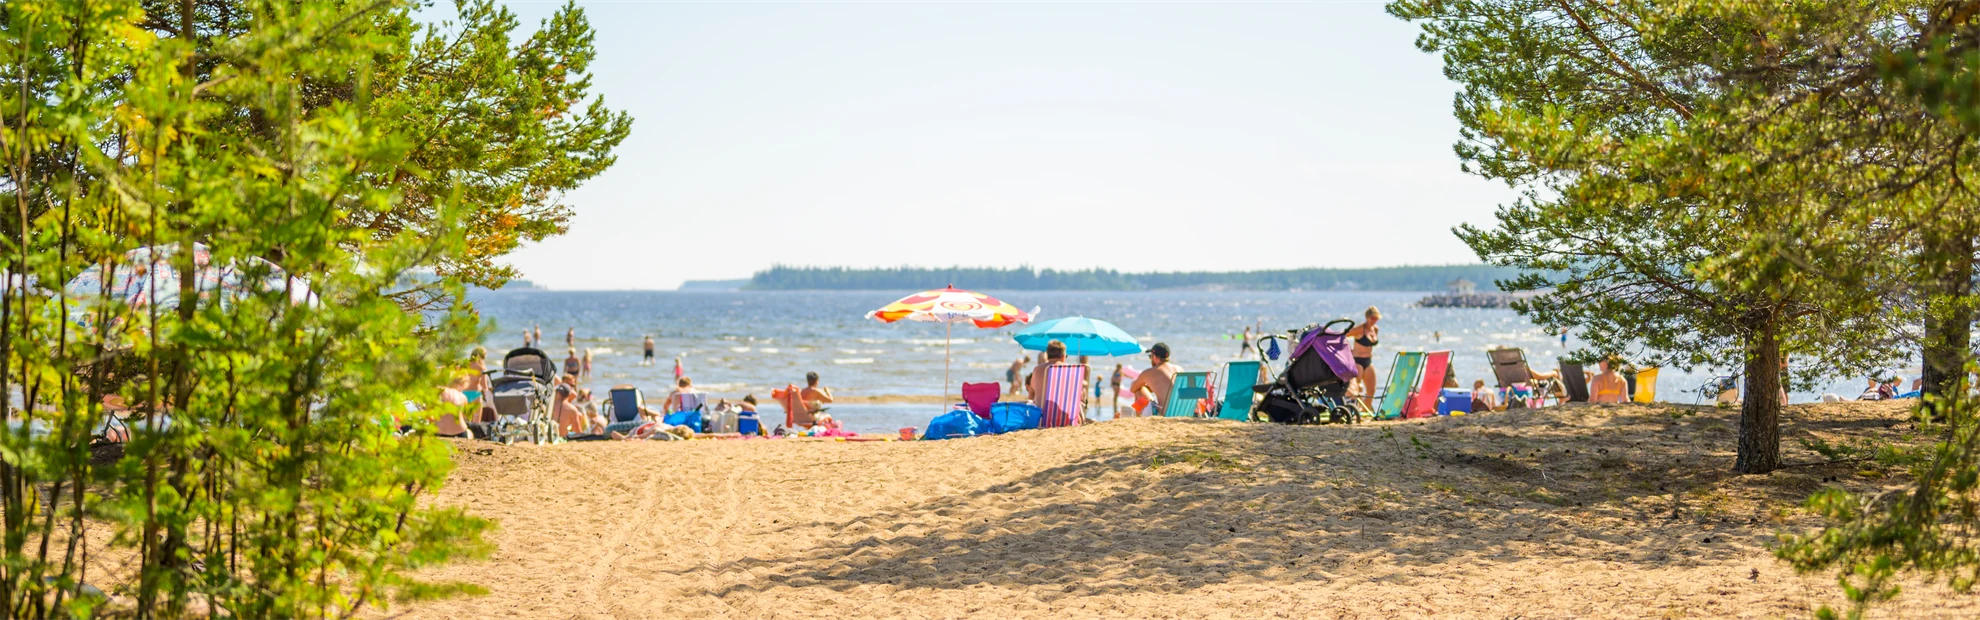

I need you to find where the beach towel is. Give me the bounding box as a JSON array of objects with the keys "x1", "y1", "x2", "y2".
[
  {"x1": 1404, "y1": 351, "x2": 1451, "y2": 419},
  {"x1": 1218, "y1": 361, "x2": 1263, "y2": 421},
  {"x1": 1163, "y1": 372, "x2": 1210, "y2": 418},
  {"x1": 961, "y1": 382, "x2": 999, "y2": 419},
  {"x1": 1040, "y1": 363, "x2": 1088, "y2": 428},
  {"x1": 1374, "y1": 351, "x2": 1427, "y2": 420},
  {"x1": 1633, "y1": 367, "x2": 1660, "y2": 403}
]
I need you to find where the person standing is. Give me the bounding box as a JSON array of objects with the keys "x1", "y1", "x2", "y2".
[
  {"x1": 566, "y1": 326, "x2": 575, "y2": 350},
  {"x1": 1109, "y1": 364, "x2": 1126, "y2": 419},
  {"x1": 522, "y1": 330, "x2": 531, "y2": 348},
  {"x1": 564, "y1": 348, "x2": 581, "y2": 378},
  {"x1": 533, "y1": 324, "x2": 542, "y2": 348},
  {"x1": 1238, "y1": 326, "x2": 1253, "y2": 356},
  {"x1": 581, "y1": 348, "x2": 594, "y2": 381},
  {"x1": 1129, "y1": 343, "x2": 1181, "y2": 416},
  {"x1": 642, "y1": 335, "x2": 656, "y2": 366},
  {"x1": 1006, "y1": 357, "x2": 1026, "y2": 395},
  {"x1": 1346, "y1": 307, "x2": 1382, "y2": 411}
]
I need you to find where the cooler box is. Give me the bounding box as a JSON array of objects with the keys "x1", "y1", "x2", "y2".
[
  {"x1": 1437, "y1": 389, "x2": 1471, "y2": 416},
  {"x1": 737, "y1": 411, "x2": 761, "y2": 435}
]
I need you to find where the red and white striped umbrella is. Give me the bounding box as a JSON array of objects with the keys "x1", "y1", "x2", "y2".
[{"x1": 867, "y1": 286, "x2": 1035, "y2": 406}]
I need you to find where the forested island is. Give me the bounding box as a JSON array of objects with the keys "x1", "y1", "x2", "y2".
[{"x1": 745, "y1": 265, "x2": 1527, "y2": 291}]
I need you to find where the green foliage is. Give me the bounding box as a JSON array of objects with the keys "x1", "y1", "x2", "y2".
[
  {"x1": 1779, "y1": 380, "x2": 1980, "y2": 620},
  {"x1": 0, "y1": 0, "x2": 620, "y2": 616},
  {"x1": 747, "y1": 264, "x2": 1535, "y2": 291}
]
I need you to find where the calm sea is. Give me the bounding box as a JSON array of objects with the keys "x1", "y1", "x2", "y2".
[{"x1": 468, "y1": 290, "x2": 1867, "y2": 433}]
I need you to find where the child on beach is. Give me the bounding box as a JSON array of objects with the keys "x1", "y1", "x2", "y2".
[
  {"x1": 581, "y1": 348, "x2": 594, "y2": 381},
  {"x1": 1470, "y1": 379, "x2": 1501, "y2": 413},
  {"x1": 1007, "y1": 357, "x2": 1025, "y2": 395},
  {"x1": 1110, "y1": 364, "x2": 1125, "y2": 419}
]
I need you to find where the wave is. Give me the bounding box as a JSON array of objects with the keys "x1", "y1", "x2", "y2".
[
  {"x1": 729, "y1": 347, "x2": 750, "y2": 353},
  {"x1": 834, "y1": 358, "x2": 874, "y2": 365}
]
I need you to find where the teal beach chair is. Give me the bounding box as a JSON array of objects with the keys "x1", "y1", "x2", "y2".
[
  {"x1": 1373, "y1": 352, "x2": 1426, "y2": 420},
  {"x1": 1218, "y1": 361, "x2": 1262, "y2": 421},
  {"x1": 1163, "y1": 372, "x2": 1211, "y2": 417}
]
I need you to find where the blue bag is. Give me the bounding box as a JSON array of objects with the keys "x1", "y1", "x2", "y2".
[
  {"x1": 989, "y1": 402, "x2": 1043, "y2": 434},
  {"x1": 923, "y1": 409, "x2": 989, "y2": 440},
  {"x1": 663, "y1": 410, "x2": 703, "y2": 434}
]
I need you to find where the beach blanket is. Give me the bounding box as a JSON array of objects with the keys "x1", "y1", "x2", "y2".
[{"x1": 989, "y1": 402, "x2": 1043, "y2": 434}]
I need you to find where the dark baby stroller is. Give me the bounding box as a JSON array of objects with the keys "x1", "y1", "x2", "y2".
[
  {"x1": 1253, "y1": 319, "x2": 1364, "y2": 424},
  {"x1": 487, "y1": 347, "x2": 559, "y2": 444}
]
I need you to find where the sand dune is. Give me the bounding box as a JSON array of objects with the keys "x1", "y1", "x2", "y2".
[{"x1": 400, "y1": 401, "x2": 1974, "y2": 619}]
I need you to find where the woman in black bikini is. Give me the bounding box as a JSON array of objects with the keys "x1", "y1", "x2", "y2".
[{"x1": 1347, "y1": 306, "x2": 1381, "y2": 410}]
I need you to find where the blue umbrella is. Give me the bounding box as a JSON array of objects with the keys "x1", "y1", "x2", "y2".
[{"x1": 1012, "y1": 316, "x2": 1143, "y2": 357}]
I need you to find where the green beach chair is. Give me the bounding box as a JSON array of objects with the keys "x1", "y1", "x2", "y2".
[
  {"x1": 1218, "y1": 361, "x2": 1263, "y2": 421},
  {"x1": 1372, "y1": 351, "x2": 1427, "y2": 420},
  {"x1": 1163, "y1": 372, "x2": 1211, "y2": 417}
]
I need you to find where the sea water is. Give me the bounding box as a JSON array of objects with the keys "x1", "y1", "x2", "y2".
[{"x1": 469, "y1": 290, "x2": 1872, "y2": 433}]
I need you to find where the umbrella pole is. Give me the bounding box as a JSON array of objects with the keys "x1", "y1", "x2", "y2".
[{"x1": 944, "y1": 321, "x2": 952, "y2": 408}]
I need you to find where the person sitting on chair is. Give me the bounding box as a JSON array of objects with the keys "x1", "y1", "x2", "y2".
[
  {"x1": 1129, "y1": 343, "x2": 1180, "y2": 416},
  {"x1": 1590, "y1": 358, "x2": 1628, "y2": 403},
  {"x1": 664, "y1": 376, "x2": 703, "y2": 413}
]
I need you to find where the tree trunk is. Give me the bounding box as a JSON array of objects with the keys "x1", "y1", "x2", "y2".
[
  {"x1": 1919, "y1": 228, "x2": 1974, "y2": 410},
  {"x1": 1736, "y1": 316, "x2": 1784, "y2": 474}
]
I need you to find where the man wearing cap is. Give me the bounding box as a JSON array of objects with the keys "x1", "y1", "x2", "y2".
[{"x1": 1129, "y1": 342, "x2": 1181, "y2": 416}]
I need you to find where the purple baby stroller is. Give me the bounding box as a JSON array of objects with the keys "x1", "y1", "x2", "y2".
[{"x1": 1253, "y1": 319, "x2": 1363, "y2": 424}]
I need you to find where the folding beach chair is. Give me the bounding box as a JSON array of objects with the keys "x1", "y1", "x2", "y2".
[
  {"x1": 602, "y1": 385, "x2": 648, "y2": 435},
  {"x1": 1040, "y1": 363, "x2": 1089, "y2": 428},
  {"x1": 961, "y1": 382, "x2": 1000, "y2": 419},
  {"x1": 773, "y1": 384, "x2": 810, "y2": 429},
  {"x1": 1559, "y1": 359, "x2": 1590, "y2": 403},
  {"x1": 1218, "y1": 361, "x2": 1264, "y2": 421},
  {"x1": 1488, "y1": 348, "x2": 1559, "y2": 408},
  {"x1": 1374, "y1": 351, "x2": 1426, "y2": 420},
  {"x1": 1403, "y1": 351, "x2": 1451, "y2": 419},
  {"x1": 1163, "y1": 372, "x2": 1211, "y2": 418},
  {"x1": 1633, "y1": 367, "x2": 1660, "y2": 403}
]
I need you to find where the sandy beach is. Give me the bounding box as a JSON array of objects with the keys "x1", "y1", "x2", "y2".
[{"x1": 399, "y1": 401, "x2": 1974, "y2": 619}]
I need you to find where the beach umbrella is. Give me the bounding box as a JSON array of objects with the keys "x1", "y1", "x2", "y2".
[
  {"x1": 1012, "y1": 316, "x2": 1142, "y2": 357},
  {"x1": 866, "y1": 286, "x2": 1034, "y2": 405}
]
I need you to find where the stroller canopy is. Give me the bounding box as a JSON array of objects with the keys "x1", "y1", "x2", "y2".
[{"x1": 504, "y1": 347, "x2": 558, "y2": 382}]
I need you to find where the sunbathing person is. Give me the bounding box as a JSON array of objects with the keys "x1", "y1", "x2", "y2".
[
  {"x1": 1590, "y1": 358, "x2": 1627, "y2": 403},
  {"x1": 1128, "y1": 343, "x2": 1180, "y2": 416},
  {"x1": 800, "y1": 371, "x2": 834, "y2": 418},
  {"x1": 664, "y1": 376, "x2": 703, "y2": 413}
]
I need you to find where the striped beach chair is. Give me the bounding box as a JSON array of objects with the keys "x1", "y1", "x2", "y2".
[
  {"x1": 1163, "y1": 372, "x2": 1211, "y2": 417},
  {"x1": 1040, "y1": 363, "x2": 1089, "y2": 428}
]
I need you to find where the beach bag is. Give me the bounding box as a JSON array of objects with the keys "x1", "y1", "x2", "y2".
[
  {"x1": 663, "y1": 410, "x2": 703, "y2": 434},
  {"x1": 988, "y1": 402, "x2": 1044, "y2": 434},
  {"x1": 923, "y1": 409, "x2": 989, "y2": 440}
]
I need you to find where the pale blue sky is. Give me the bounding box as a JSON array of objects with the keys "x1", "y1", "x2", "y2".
[{"x1": 460, "y1": 1, "x2": 1510, "y2": 290}]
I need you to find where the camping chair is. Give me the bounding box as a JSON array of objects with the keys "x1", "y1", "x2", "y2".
[
  {"x1": 961, "y1": 382, "x2": 1000, "y2": 419},
  {"x1": 1374, "y1": 351, "x2": 1426, "y2": 420},
  {"x1": 1559, "y1": 359, "x2": 1590, "y2": 403},
  {"x1": 772, "y1": 384, "x2": 811, "y2": 429},
  {"x1": 1040, "y1": 363, "x2": 1089, "y2": 428},
  {"x1": 1488, "y1": 348, "x2": 1559, "y2": 408},
  {"x1": 1218, "y1": 361, "x2": 1263, "y2": 421},
  {"x1": 1163, "y1": 372, "x2": 1211, "y2": 417},
  {"x1": 1403, "y1": 351, "x2": 1452, "y2": 419},
  {"x1": 602, "y1": 385, "x2": 648, "y2": 435},
  {"x1": 1633, "y1": 367, "x2": 1660, "y2": 403}
]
